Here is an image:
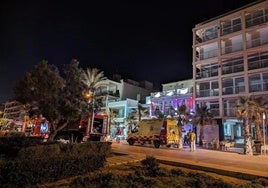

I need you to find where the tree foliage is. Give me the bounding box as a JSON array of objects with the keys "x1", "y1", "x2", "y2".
[
  {"x1": 81, "y1": 68, "x2": 108, "y2": 111},
  {"x1": 237, "y1": 95, "x2": 268, "y2": 155},
  {"x1": 193, "y1": 104, "x2": 213, "y2": 146},
  {"x1": 13, "y1": 60, "x2": 88, "y2": 141}
]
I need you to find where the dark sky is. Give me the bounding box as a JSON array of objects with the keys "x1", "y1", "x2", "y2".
[{"x1": 0, "y1": 0, "x2": 257, "y2": 102}]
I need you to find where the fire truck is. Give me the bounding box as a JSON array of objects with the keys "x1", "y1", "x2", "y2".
[
  {"x1": 79, "y1": 114, "x2": 110, "y2": 141},
  {"x1": 127, "y1": 118, "x2": 179, "y2": 148}
]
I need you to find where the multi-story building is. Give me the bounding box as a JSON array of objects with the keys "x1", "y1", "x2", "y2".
[
  {"x1": 149, "y1": 79, "x2": 193, "y2": 117},
  {"x1": 148, "y1": 79, "x2": 194, "y2": 138},
  {"x1": 95, "y1": 74, "x2": 153, "y2": 114},
  {"x1": 95, "y1": 74, "x2": 154, "y2": 140},
  {"x1": 192, "y1": 0, "x2": 268, "y2": 143},
  {"x1": 0, "y1": 101, "x2": 26, "y2": 131}
]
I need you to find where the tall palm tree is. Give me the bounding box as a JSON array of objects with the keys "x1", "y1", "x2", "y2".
[
  {"x1": 250, "y1": 96, "x2": 268, "y2": 143},
  {"x1": 81, "y1": 68, "x2": 108, "y2": 136},
  {"x1": 237, "y1": 96, "x2": 255, "y2": 155},
  {"x1": 193, "y1": 104, "x2": 213, "y2": 146}
]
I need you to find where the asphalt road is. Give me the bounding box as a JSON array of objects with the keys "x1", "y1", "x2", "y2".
[{"x1": 109, "y1": 141, "x2": 268, "y2": 180}]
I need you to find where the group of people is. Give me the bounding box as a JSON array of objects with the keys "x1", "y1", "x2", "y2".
[{"x1": 183, "y1": 129, "x2": 196, "y2": 152}]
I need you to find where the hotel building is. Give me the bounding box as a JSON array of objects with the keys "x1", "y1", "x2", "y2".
[{"x1": 192, "y1": 0, "x2": 268, "y2": 143}]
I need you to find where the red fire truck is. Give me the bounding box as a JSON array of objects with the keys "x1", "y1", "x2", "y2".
[{"x1": 79, "y1": 114, "x2": 110, "y2": 141}]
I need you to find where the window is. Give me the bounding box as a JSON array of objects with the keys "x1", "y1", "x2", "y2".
[
  {"x1": 263, "y1": 73, "x2": 268, "y2": 91},
  {"x1": 211, "y1": 81, "x2": 219, "y2": 96},
  {"x1": 248, "y1": 51, "x2": 268, "y2": 70},
  {"x1": 246, "y1": 9, "x2": 266, "y2": 28},
  {"x1": 196, "y1": 80, "x2": 219, "y2": 98},
  {"x1": 209, "y1": 101, "x2": 219, "y2": 116},
  {"x1": 223, "y1": 99, "x2": 238, "y2": 117},
  {"x1": 222, "y1": 78, "x2": 233, "y2": 95},
  {"x1": 221, "y1": 17, "x2": 241, "y2": 36},
  {"x1": 195, "y1": 62, "x2": 218, "y2": 79},
  {"x1": 234, "y1": 77, "x2": 245, "y2": 94},
  {"x1": 203, "y1": 26, "x2": 218, "y2": 41},
  {"x1": 249, "y1": 74, "x2": 262, "y2": 92},
  {"x1": 221, "y1": 35, "x2": 243, "y2": 55},
  {"x1": 222, "y1": 56, "x2": 244, "y2": 75}
]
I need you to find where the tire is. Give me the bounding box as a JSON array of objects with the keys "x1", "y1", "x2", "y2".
[
  {"x1": 154, "y1": 140, "x2": 161, "y2": 148},
  {"x1": 128, "y1": 138, "x2": 134, "y2": 145}
]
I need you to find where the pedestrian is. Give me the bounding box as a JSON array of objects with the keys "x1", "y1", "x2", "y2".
[
  {"x1": 183, "y1": 134, "x2": 189, "y2": 145},
  {"x1": 116, "y1": 128, "x2": 122, "y2": 143},
  {"x1": 189, "y1": 130, "x2": 196, "y2": 152}
]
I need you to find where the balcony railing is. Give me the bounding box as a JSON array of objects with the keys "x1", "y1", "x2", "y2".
[
  {"x1": 197, "y1": 49, "x2": 218, "y2": 61},
  {"x1": 248, "y1": 58, "x2": 268, "y2": 70},
  {"x1": 196, "y1": 89, "x2": 219, "y2": 98},
  {"x1": 246, "y1": 12, "x2": 268, "y2": 28},
  {"x1": 224, "y1": 107, "x2": 237, "y2": 117},
  {"x1": 222, "y1": 86, "x2": 245, "y2": 95},
  {"x1": 246, "y1": 36, "x2": 268, "y2": 49},
  {"x1": 221, "y1": 22, "x2": 242, "y2": 36},
  {"x1": 221, "y1": 42, "x2": 243, "y2": 55}
]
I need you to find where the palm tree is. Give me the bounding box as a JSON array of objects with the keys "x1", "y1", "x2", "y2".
[
  {"x1": 193, "y1": 104, "x2": 213, "y2": 146},
  {"x1": 250, "y1": 96, "x2": 268, "y2": 143},
  {"x1": 237, "y1": 96, "x2": 255, "y2": 155},
  {"x1": 137, "y1": 104, "x2": 149, "y2": 121},
  {"x1": 81, "y1": 68, "x2": 108, "y2": 136}
]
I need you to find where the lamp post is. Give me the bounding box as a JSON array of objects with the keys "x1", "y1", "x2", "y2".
[
  {"x1": 90, "y1": 91, "x2": 95, "y2": 134},
  {"x1": 263, "y1": 112, "x2": 266, "y2": 147},
  {"x1": 85, "y1": 91, "x2": 94, "y2": 138}
]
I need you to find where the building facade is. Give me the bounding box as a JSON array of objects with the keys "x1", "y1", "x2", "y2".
[
  {"x1": 95, "y1": 75, "x2": 154, "y2": 140},
  {"x1": 149, "y1": 79, "x2": 193, "y2": 117},
  {"x1": 192, "y1": 0, "x2": 268, "y2": 143}
]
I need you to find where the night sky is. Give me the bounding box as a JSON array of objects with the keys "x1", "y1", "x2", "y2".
[{"x1": 0, "y1": 0, "x2": 257, "y2": 102}]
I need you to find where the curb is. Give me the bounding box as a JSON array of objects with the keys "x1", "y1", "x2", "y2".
[{"x1": 156, "y1": 159, "x2": 267, "y2": 181}]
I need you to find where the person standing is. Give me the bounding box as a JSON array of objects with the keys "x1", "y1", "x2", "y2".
[{"x1": 189, "y1": 130, "x2": 196, "y2": 152}]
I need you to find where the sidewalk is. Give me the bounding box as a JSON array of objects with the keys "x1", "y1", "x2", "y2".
[{"x1": 108, "y1": 142, "x2": 268, "y2": 180}]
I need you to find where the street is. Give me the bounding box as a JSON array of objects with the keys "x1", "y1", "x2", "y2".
[{"x1": 110, "y1": 141, "x2": 268, "y2": 179}]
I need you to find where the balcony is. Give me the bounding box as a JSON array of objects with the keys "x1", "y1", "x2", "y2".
[
  {"x1": 221, "y1": 41, "x2": 243, "y2": 55},
  {"x1": 196, "y1": 89, "x2": 219, "y2": 98},
  {"x1": 246, "y1": 36, "x2": 268, "y2": 49},
  {"x1": 246, "y1": 11, "x2": 268, "y2": 28}
]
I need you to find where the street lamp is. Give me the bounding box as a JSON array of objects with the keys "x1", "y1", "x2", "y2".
[
  {"x1": 263, "y1": 112, "x2": 266, "y2": 147},
  {"x1": 85, "y1": 91, "x2": 94, "y2": 138}
]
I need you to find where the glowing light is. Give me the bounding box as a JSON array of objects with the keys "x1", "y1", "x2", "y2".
[
  {"x1": 154, "y1": 92, "x2": 160, "y2": 98},
  {"x1": 180, "y1": 88, "x2": 188, "y2": 94},
  {"x1": 167, "y1": 91, "x2": 173, "y2": 96}
]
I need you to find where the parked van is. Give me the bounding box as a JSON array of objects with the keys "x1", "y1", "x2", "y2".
[{"x1": 127, "y1": 118, "x2": 179, "y2": 148}]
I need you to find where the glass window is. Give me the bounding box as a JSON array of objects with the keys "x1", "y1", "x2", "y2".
[
  {"x1": 232, "y1": 18, "x2": 241, "y2": 32},
  {"x1": 222, "y1": 56, "x2": 243, "y2": 74},
  {"x1": 223, "y1": 99, "x2": 238, "y2": 117},
  {"x1": 246, "y1": 9, "x2": 266, "y2": 28},
  {"x1": 222, "y1": 78, "x2": 233, "y2": 95},
  {"x1": 211, "y1": 81, "x2": 219, "y2": 96},
  {"x1": 221, "y1": 17, "x2": 241, "y2": 36},
  {"x1": 249, "y1": 74, "x2": 262, "y2": 92},
  {"x1": 263, "y1": 73, "x2": 268, "y2": 91},
  {"x1": 235, "y1": 77, "x2": 245, "y2": 94},
  {"x1": 209, "y1": 101, "x2": 219, "y2": 116}
]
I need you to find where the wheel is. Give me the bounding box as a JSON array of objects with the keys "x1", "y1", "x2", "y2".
[
  {"x1": 166, "y1": 145, "x2": 171, "y2": 148},
  {"x1": 128, "y1": 138, "x2": 134, "y2": 145},
  {"x1": 154, "y1": 140, "x2": 161, "y2": 148}
]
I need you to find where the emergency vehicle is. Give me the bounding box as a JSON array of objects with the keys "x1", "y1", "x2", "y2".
[
  {"x1": 79, "y1": 114, "x2": 110, "y2": 141},
  {"x1": 127, "y1": 118, "x2": 179, "y2": 148}
]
